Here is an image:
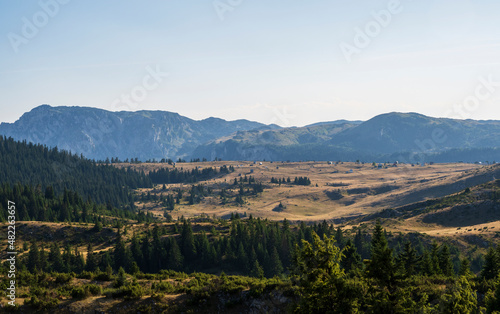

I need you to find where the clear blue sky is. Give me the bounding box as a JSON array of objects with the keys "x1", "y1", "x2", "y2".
[{"x1": 1, "y1": 0, "x2": 500, "y2": 126}]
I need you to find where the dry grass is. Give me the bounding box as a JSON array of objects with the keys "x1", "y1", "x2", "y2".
[{"x1": 126, "y1": 161, "x2": 499, "y2": 223}]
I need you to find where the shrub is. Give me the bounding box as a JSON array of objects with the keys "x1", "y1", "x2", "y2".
[
  {"x1": 94, "y1": 270, "x2": 114, "y2": 281},
  {"x1": 25, "y1": 295, "x2": 59, "y2": 310},
  {"x1": 71, "y1": 284, "x2": 103, "y2": 299},
  {"x1": 54, "y1": 272, "x2": 74, "y2": 284},
  {"x1": 71, "y1": 286, "x2": 88, "y2": 299},
  {"x1": 77, "y1": 271, "x2": 94, "y2": 280},
  {"x1": 107, "y1": 283, "x2": 146, "y2": 300},
  {"x1": 153, "y1": 281, "x2": 177, "y2": 294}
]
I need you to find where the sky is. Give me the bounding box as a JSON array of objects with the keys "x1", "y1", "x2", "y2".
[{"x1": 1, "y1": 0, "x2": 500, "y2": 127}]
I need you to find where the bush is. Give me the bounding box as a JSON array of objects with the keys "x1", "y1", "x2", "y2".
[
  {"x1": 71, "y1": 284, "x2": 103, "y2": 299},
  {"x1": 25, "y1": 295, "x2": 59, "y2": 310},
  {"x1": 71, "y1": 286, "x2": 88, "y2": 299},
  {"x1": 106, "y1": 283, "x2": 146, "y2": 300},
  {"x1": 77, "y1": 271, "x2": 94, "y2": 280},
  {"x1": 94, "y1": 270, "x2": 114, "y2": 281},
  {"x1": 153, "y1": 281, "x2": 177, "y2": 294},
  {"x1": 54, "y1": 272, "x2": 74, "y2": 284}
]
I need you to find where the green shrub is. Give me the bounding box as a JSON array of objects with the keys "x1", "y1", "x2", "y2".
[
  {"x1": 25, "y1": 295, "x2": 59, "y2": 310},
  {"x1": 71, "y1": 286, "x2": 88, "y2": 299},
  {"x1": 106, "y1": 283, "x2": 146, "y2": 300},
  {"x1": 54, "y1": 272, "x2": 74, "y2": 284},
  {"x1": 94, "y1": 270, "x2": 114, "y2": 281},
  {"x1": 77, "y1": 271, "x2": 94, "y2": 280},
  {"x1": 70, "y1": 284, "x2": 103, "y2": 300},
  {"x1": 153, "y1": 281, "x2": 177, "y2": 294}
]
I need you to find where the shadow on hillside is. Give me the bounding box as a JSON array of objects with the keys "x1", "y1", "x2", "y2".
[{"x1": 421, "y1": 200, "x2": 500, "y2": 227}]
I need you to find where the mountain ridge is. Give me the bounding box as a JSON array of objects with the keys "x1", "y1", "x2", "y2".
[
  {"x1": 2, "y1": 105, "x2": 500, "y2": 162},
  {"x1": 0, "y1": 105, "x2": 275, "y2": 161}
]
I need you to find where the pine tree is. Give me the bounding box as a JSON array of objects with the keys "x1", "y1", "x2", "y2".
[
  {"x1": 38, "y1": 245, "x2": 48, "y2": 272},
  {"x1": 341, "y1": 239, "x2": 362, "y2": 274},
  {"x1": 86, "y1": 243, "x2": 98, "y2": 272},
  {"x1": 130, "y1": 234, "x2": 143, "y2": 270},
  {"x1": 421, "y1": 249, "x2": 434, "y2": 276},
  {"x1": 49, "y1": 242, "x2": 64, "y2": 272},
  {"x1": 335, "y1": 226, "x2": 345, "y2": 249},
  {"x1": 366, "y1": 221, "x2": 396, "y2": 286},
  {"x1": 293, "y1": 232, "x2": 357, "y2": 313},
  {"x1": 181, "y1": 221, "x2": 197, "y2": 263},
  {"x1": 114, "y1": 267, "x2": 127, "y2": 287},
  {"x1": 27, "y1": 242, "x2": 40, "y2": 273},
  {"x1": 398, "y1": 241, "x2": 420, "y2": 278},
  {"x1": 267, "y1": 246, "x2": 283, "y2": 277},
  {"x1": 481, "y1": 247, "x2": 499, "y2": 280},
  {"x1": 114, "y1": 234, "x2": 128, "y2": 271},
  {"x1": 458, "y1": 259, "x2": 472, "y2": 277},
  {"x1": 236, "y1": 242, "x2": 249, "y2": 274},
  {"x1": 439, "y1": 244, "x2": 455, "y2": 277},
  {"x1": 431, "y1": 241, "x2": 442, "y2": 275},
  {"x1": 251, "y1": 259, "x2": 264, "y2": 279},
  {"x1": 439, "y1": 276, "x2": 477, "y2": 313},
  {"x1": 167, "y1": 237, "x2": 183, "y2": 271}
]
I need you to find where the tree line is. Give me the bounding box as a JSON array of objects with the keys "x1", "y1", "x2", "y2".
[
  {"x1": 0, "y1": 136, "x2": 152, "y2": 206},
  {"x1": 148, "y1": 165, "x2": 234, "y2": 184}
]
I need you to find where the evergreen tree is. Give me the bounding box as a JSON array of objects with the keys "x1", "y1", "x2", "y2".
[
  {"x1": 267, "y1": 246, "x2": 283, "y2": 277},
  {"x1": 251, "y1": 259, "x2": 264, "y2": 279},
  {"x1": 181, "y1": 221, "x2": 197, "y2": 263},
  {"x1": 236, "y1": 242, "x2": 249, "y2": 274},
  {"x1": 421, "y1": 249, "x2": 435, "y2": 276},
  {"x1": 293, "y1": 232, "x2": 357, "y2": 313},
  {"x1": 86, "y1": 243, "x2": 98, "y2": 272},
  {"x1": 335, "y1": 226, "x2": 345, "y2": 249},
  {"x1": 366, "y1": 221, "x2": 396, "y2": 286},
  {"x1": 397, "y1": 241, "x2": 420, "y2": 278},
  {"x1": 341, "y1": 239, "x2": 362, "y2": 274},
  {"x1": 482, "y1": 247, "x2": 499, "y2": 280},
  {"x1": 167, "y1": 237, "x2": 183, "y2": 271},
  {"x1": 114, "y1": 235, "x2": 128, "y2": 271},
  {"x1": 27, "y1": 242, "x2": 40, "y2": 273},
  {"x1": 431, "y1": 241, "x2": 442, "y2": 275},
  {"x1": 439, "y1": 276, "x2": 477, "y2": 313},
  {"x1": 49, "y1": 242, "x2": 64, "y2": 272},
  {"x1": 114, "y1": 267, "x2": 127, "y2": 288},
  {"x1": 458, "y1": 259, "x2": 472, "y2": 277}
]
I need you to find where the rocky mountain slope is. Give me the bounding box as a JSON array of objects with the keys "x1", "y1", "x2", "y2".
[
  {"x1": 2, "y1": 106, "x2": 500, "y2": 162},
  {"x1": 0, "y1": 105, "x2": 275, "y2": 161},
  {"x1": 193, "y1": 113, "x2": 500, "y2": 162}
]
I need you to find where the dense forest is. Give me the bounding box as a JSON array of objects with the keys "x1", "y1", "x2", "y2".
[
  {"x1": 11, "y1": 217, "x2": 500, "y2": 312},
  {"x1": 0, "y1": 136, "x2": 152, "y2": 206},
  {"x1": 0, "y1": 183, "x2": 155, "y2": 223},
  {"x1": 148, "y1": 165, "x2": 234, "y2": 184}
]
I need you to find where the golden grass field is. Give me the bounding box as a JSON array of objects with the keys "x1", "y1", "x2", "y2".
[
  {"x1": 120, "y1": 161, "x2": 500, "y2": 229},
  {"x1": 8, "y1": 161, "x2": 497, "y2": 260}
]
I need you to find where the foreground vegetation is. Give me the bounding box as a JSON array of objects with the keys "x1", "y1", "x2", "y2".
[
  {"x1": 3, "y1": 137, "x2": 500, "y2": 312},
  {"x1": 4, "y1": 216, "x2": 500, "y2": 313}
]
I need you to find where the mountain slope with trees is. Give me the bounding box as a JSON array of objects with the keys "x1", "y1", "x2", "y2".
[
  {"x1": 0, "y1": 136, "x2": 151, "y2": 206},
  {"x1": 194, "y1": 112, "x2": 500, "y2": 162},
  {"x1": 0, "y1": 105, "x2": 276, "y2": 161}
]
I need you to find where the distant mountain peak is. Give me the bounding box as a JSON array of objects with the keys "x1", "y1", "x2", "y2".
[{"x1": 0, "y1": 105, "x2": 269, "y2": 161}]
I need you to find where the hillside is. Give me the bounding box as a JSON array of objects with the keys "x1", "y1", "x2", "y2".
[
  {"x1": 3, "y1": 107, "x2": 500, "y2": 163},
  {"x1": 0, "y1": 105, "x2": 275, "y2": 161},
  {"x1": 194, "y1": 113, "x2": 500, "y2": 162},
  {"x1": 0, "y1": 136, "x2": 151, "y2": 206},
  {"x1": 118, "y1": 161, "x2": 500, "y2": 223}
]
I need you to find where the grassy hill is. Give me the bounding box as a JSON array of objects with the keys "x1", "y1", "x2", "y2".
[{"x1": 194, "y1": 112, "x2": 500, "y2": 162}]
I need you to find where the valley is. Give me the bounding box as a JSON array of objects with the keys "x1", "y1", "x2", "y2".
[{"x1": 123, "y1": 161, "x2": 497, "y2": 223}]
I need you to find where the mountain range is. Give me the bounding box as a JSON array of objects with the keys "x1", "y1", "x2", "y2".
[{"x1": 2, "y1": 105, "x2": 500, "y2": 162}]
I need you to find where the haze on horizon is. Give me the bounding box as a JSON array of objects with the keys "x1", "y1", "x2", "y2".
[{"x1": 1, "y1": 0, "x2": 500, "y2": 127}]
